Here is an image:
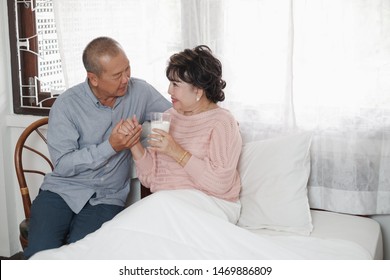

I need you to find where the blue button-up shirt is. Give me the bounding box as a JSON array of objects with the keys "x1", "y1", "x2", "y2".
[{"x1": 40, "y1": 78, "x2": 171, "y2": 213}]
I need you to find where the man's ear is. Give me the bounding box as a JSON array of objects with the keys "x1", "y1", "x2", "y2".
[{"x1": 87, "y1": 72, "x2": 98, "y2": 87}]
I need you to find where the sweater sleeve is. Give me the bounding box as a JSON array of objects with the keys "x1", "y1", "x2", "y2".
[
  {"x1": 134, "y1": 148, "x2": 156, "y2": 188},
  {"x1": 183, "y1": 115, "x2": 242, "y2": 197}
]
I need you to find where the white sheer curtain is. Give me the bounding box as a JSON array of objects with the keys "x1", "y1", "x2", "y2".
[
  {"x1": 292, "y1": 0, "x2": 390, "y2": 215},
  {"x1": 52, "y1": 0, "x2": 390, "y2": 214},
  {"x1": 52, "y1": 0, "x2": 183, "y2": 100}
]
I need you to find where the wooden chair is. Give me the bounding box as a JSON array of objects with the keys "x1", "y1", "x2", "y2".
[
  {"x1": 14, "y1": 117, "x2": 52, "y2": 249},
  {"x1": 141, "y1": 185, "x2": 152, "y2": 198}
]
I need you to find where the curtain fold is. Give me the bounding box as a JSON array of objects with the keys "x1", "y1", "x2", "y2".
[
  {"x1": 292, "y1": 0, "x2": 390, "y2": 214},
  {"x1": 52, "y1": 0, "x2": 390, "y2": 214}
]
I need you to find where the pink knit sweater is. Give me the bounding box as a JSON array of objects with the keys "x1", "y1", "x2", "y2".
[{"x1": 135, "y1": 107, "x2": 242, "y2": 202}]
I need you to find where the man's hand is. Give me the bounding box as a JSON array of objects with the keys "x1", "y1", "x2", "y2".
[{"x1": 109, "y1": 117, "x2": 142, "y2": 152}]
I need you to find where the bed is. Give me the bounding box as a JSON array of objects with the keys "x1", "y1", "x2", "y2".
[{"x1": 30, "y1": 133, "x2": 383, "y2": 260}]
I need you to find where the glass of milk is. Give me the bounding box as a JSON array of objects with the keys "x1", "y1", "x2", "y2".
[{"x1": 150, "y1": 112, "x2": 171, "y2": 133}]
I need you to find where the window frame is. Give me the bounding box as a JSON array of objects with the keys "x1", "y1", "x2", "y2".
[{"x1": 7, "y1": 0, "x2": 54, "y2": 116}]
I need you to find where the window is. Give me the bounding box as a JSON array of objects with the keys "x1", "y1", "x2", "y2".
[{"x1": 7, "y1": 0, "x2": 64, "y2": 116}]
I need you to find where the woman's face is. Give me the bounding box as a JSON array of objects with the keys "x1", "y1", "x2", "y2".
[{"x1": 167, "y1": 79, "x2": 200, "y2": 113}]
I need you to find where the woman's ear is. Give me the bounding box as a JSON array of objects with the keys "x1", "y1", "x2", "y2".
[{"x1": 195, "y1": 88, "x2": 204, "y2": 102}]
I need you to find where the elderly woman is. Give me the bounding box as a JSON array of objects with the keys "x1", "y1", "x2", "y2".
[{"x1": 123, "y1": 45, "x2": 242, "y2": 223}]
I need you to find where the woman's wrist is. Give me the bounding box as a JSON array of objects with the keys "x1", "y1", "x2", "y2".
[
  {"x1": 177, "y1": 151, "x2": 188, "y2": 163},
  {"x1": 176, "y1": 150, "x2": 191, "y2": 166},
  {"x1": 130, "y1": 142, "x2": 145, "y2": 160}
]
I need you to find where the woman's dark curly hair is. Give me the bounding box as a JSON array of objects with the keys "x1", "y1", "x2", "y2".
[{"x1": 166, "y1": 45, "x2": 226, "y2": 103}]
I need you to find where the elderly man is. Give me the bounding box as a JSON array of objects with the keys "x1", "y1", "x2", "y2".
[{"x1": 24, "y1": 37, "x2": 171, "y2": 258}]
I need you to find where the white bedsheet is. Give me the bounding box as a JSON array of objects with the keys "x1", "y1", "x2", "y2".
[{"x1": 31, "y1": 189, "x2": 372, "y2": 260}]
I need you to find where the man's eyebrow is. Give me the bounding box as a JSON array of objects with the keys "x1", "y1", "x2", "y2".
[{"x1": 113, "y1": 65, "x2": 130, "y2": 76}]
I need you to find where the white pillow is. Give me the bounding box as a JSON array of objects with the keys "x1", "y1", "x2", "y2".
[{"x1": 237, "y1": 132, "x2": 313, "y2": 235}]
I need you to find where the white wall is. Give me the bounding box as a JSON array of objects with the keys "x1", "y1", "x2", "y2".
[
  {"x1": 0, "y1": 0, "x2": 12, "y2": 257},
  {"x1": 0, "y1": 0, "x2": 389, "y2": 259},
  {"x1": 372, "y1": 214, "x2": 390, "y2": 260},
  {"x1": 0, "y1": 0, "x2": 42, "y2": 257}
]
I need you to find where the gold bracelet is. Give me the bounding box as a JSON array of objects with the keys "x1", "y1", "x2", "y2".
[{"x1": 177, "y1": 151, "x2": 189, "y2": 164}]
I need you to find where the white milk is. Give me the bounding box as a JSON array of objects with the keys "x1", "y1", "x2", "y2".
[{"x1": 151, "y1": 120, "x2": 170, "y2": 132}]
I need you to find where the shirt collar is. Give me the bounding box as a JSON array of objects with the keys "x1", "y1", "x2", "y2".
[{"x1": 83, "y1": 78, "x2": 126, "y2": 109}]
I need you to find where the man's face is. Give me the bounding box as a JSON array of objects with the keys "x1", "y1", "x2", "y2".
[{"x1": 91, "y1": 51, "x2": 131, "y2": 99}]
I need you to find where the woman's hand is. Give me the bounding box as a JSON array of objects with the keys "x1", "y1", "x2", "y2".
[
  {"x1": 115, "y1": 115, "x2": 143, "y2": 150},
  {"x1": 148, "y1": 129, "x2": 187, "y2": 163},
  {"x1": 118, "y1": 116, "x2": 142, "y2": 142},
  {"x1": 109, "y1": 119, "x2": 142, "y2": 152}
]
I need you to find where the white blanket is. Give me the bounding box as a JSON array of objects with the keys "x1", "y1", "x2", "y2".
[{"x1": 31, "y1": 189, "x2": 371, "y2": 260}]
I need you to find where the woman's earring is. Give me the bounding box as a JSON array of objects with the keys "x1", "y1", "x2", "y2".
[{"x1": 196, "y1": 96, "x2": 200, "y2": 102}]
